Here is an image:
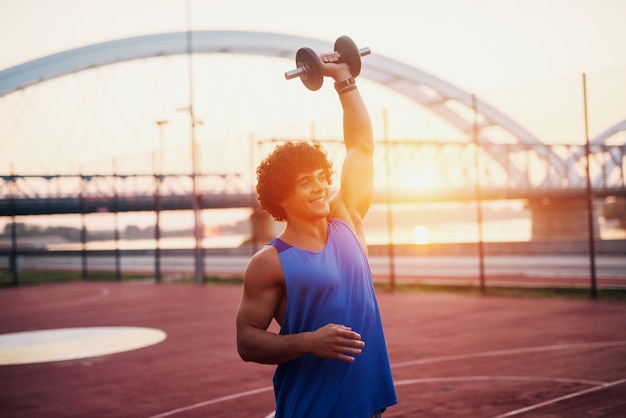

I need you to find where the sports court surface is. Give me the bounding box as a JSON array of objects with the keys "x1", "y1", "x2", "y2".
[{"x1": 1, "y1": 280, "x2": 625, "y2": 417}]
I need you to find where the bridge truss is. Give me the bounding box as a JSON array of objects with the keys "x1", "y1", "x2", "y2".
[
  {"x1": 1, "y1": 141, "x2": 624, "y2": 217},
  {"x1": 0, "y1": 31, "x2": 624, "y2": 215}
]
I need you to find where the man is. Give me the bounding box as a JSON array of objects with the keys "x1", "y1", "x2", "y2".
[{"x1": 236, "y1": 48, "x2": 397, "y2": 418}]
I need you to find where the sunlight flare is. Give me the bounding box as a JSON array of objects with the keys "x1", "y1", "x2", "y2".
[{"x1": 411, "y1": 225, "x2": 430, "y2": 245}]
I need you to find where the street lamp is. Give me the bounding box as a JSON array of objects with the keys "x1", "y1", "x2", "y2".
[
  {"x1": 155, "y1": 119, "x2": 169, "y2": 175},
  {"x1": 154, "y1": 119, "x2": 168, "y2": 284}
]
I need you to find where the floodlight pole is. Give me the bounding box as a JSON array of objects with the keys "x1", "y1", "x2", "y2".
[
  {"x1": 9, "y1": 164, "x2": 18, "y2": 285},
  {"x1": 383, "y1": 109, "x2": 396, "y2": 291},
  {"x1": 472, "y1": 94, "x2": 486, "y2": 293},
  {"x1": 112, "y1": 159, "x2": 121, "y2": 281},
  {"x1": 186, "y1": 0, "x2": 204, "y2": 284},
  {"x1": 582, "y1": 73, "x2": 597, "y2": 299},
  {"x1": 154, "y1": 120, "x2": 168, "y2": 284}
]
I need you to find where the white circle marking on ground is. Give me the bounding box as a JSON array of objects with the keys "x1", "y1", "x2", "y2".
[{"x1": 0, "y1": 326, "x2": 167, "y2": 366}]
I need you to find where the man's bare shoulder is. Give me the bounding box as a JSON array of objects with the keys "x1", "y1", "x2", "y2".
[
  {"x1": 249, "y1": 243, "x2": 279, "y2": 264},
  {"x1": 244, "y1": 244, "x2": 283, "y2": 286}
]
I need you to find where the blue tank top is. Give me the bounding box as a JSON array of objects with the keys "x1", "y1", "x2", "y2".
[{"x1": 269, "y1": 218, "x2": 397, "y2": 418}]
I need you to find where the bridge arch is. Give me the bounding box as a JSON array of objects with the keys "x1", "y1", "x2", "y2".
[{"x1": 0, "y1": 30, "x2": 570, "y2": 183}]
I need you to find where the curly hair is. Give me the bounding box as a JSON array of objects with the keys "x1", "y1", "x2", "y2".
[{"x1": 256, "y1": 141, "x2": 334, "y2": 221}]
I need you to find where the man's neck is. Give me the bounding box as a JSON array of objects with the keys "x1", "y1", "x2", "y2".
[{"x1": 280, "y1": 217, "x2": 329, "y2": 251}]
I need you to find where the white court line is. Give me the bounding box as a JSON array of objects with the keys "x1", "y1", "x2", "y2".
[
  {"x1": 391, "y1": 340, "x2": 626, "y2": 369},
  {"x1": 72, "y1": 286, "x2": 110, "y2": 305},
  {"x1": 490, "y1": 378, "x2": 626, "y2": 418},
  {"x1": 35, "y1": 285, "x2": 111, "y2": 309},
  {"x1": 2, "y1": 284, "x2": 111, "y2": 310},
  {"x1": 150, "y1": 376, "x2": 606, "y2": 418},
  {"x1": 146, "y1": 341, "x2": 626, "y2": 417},
  {"x1": 394, "y1": 375, "x2": 607, "y2": 387},
  {"x1": 146, "y1": 386, "x2": 274, "y2": 418}
]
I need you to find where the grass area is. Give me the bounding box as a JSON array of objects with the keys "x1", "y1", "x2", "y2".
[
  {"x1": 1, "y1": 270, "x2": 82, "y2": 286},
  {"x1": 0, "y1": 270, "x2": 153, "y2": 286},
  {"x1": 0, "y1": 269, "x2": 245, "y2": 287},
  {"x1": 2, "y1": 270, "x2": 624, "y2": 302}
]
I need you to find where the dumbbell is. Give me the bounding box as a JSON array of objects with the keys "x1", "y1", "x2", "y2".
[{"x1": 284, "y1": 36, "x2": 371, "y2": 91}]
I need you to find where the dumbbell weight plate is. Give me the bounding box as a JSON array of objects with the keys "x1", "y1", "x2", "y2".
[
  {"x1": 334, "y1": 35, "x2": 362, "y2": 78},
  {"x1": 295, "y1": 47, "x2": 323, "y2": 91}
]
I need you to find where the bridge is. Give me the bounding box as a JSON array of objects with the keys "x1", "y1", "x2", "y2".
[
  {"x1": 1, "y1": 31, "x2": 625, "y2": 242},
  {"x1": 1, "y1": 139, "x2": 625, "y2": 241}
]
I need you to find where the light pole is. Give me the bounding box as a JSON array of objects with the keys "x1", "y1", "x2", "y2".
[
  {"x1": 176, "y1": 105, "x2": 205, "y2": 284},
  {"x1": 383, "y1": 109, "x2": 396, "y2": 291},
  {"x1": 472, "y1": 94, "x2": 486, "y2": 293},
  {"x1": 154, "y1": 119, "x2": 168, "y2": 284},
  {"x1": 185, "y1": 0, "x2": 204, "y2": 284},
  {"x1": 155, "y1": 119, "x2": 168, "y2": 174}
]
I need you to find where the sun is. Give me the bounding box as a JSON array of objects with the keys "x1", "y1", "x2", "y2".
[{"x1": 411, "y1": 225, "x2": 430, "y2": 245}]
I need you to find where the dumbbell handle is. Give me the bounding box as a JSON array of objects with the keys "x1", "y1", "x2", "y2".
[{"x1": 284, "y1": 47, "x2": 371, "y2": 80}]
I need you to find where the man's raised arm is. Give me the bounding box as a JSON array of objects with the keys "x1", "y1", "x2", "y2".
[{"x1": 320, "y1": 52, "x2": 374, "y2": 223}]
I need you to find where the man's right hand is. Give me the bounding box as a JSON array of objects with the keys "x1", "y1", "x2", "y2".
[{"x1": 308, "y1": 323, "x2": 365, "y2": 362}]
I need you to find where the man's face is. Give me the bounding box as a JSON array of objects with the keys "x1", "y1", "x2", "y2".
[{"x1": 280, "y1": 168, "x2": 330, "y2": 220}]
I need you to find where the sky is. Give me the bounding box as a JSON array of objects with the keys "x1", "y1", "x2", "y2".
[
  {"x1": 2, "y1": 0, "x2": 626, "y2": 88},
  {"x1": 1, "y1": 1, "x2": 625, "y2": 164},
  {"x1": 0, "y1": 0, "x2": 626, "y2": 232}
]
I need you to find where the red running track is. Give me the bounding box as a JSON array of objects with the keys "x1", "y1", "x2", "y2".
[{"x1": 1, "y1": 281, "x2": 625, "y2": 417}]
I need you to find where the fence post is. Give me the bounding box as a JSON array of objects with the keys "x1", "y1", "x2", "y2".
[
  {"x1": 582, "y1": 73, "x2": 597, "y2": 299},
  {"x1": 80, "y1": 170, "x2": 88, "y2": 279},
  {"x1": 9, "y1": 168, "x2": 19, "y2": 285},
  {"x1": 472, "y1": 95, "x2": 486, "y2": 293}
]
